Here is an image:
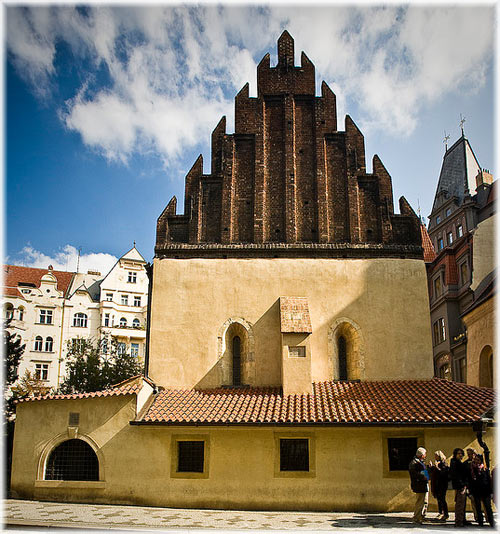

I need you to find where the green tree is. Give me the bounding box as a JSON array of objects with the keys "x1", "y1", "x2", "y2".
[{"x1": 58, "y1": 337, "x2": 144, "y2": 394}]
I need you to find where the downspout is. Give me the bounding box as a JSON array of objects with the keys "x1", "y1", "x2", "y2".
[
  {"x1": 144, "y1": 261, "x2": 153, "y2": 379},
  {"x1": 56, "y1": 294, "x2": 67, "y2": 389}
]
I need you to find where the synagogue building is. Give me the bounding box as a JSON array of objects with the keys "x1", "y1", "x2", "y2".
[{"x1": 11, "y1": 32, "x2": 494, "y2": 512}]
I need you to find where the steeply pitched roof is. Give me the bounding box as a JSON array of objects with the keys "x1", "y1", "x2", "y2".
[
  {"x1": 121, "y1": 246, "x2": 146, "y2": 263},
  {"x1": 3, "y1": 265, "x2": 74, "y2": 298},
  {"x1": 420, "y1": 225, "x2": 436, "y2": 263},
  {"x1": 430, "y1": 136, "x2": 481, "y2": 214},
  {"x1": 136, "y1": 379, "x2": 494, "y2": 426}
]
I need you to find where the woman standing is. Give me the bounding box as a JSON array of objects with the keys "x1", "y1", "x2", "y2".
[{"x1": 429, "y1": 451, "x2": 449, "y2": 521}]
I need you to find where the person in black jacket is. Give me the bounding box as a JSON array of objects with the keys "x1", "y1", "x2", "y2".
[
  {"x1": 468, "y1": 454, "x2": 495, "y2": 527},
  {"x1": 449, "y1": 448, "x2": 468, "y2": 527},
  {"x1": 408, "y1": 447, "x2": 429, "y2": 524},
  {"x1": 429, "y1": 450, "x2": 449, "y2": 521}
]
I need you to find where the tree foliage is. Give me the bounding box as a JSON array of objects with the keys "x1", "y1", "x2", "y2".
[
  {"x1": 58, "y1": 338, "x2": 144, "y2": 394},
  {"x1": 4, "y1": 319, "x2": 25, "y2": 387}
]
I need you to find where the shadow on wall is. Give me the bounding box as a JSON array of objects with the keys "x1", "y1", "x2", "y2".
[{"x1": 195, "y1": 300, "x2": 281, "y2": 389}]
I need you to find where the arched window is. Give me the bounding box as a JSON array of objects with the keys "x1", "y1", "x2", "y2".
[
  {"x1": 132, "y1": 318, "x2": 140, "y2": 328},
  {"x1": 5, "y1": 303, "x2": 14, "y2": 320},
  {"x1": 338, "y1": 336, "x2": 347, "y2": 380},
  {"x1": 232, "y1": 336, "x2": 241, "y2": 386},
  {"x1": 34, "y1": 336, "x2": 43, "y2": 351},
  {"x1": 119, "y1": 317, "x2": 127, "y2": 327},
  {"x1": 44, "y1": 439, "x2": 99, "y2": 481},
  {"x1": 18, "y1": 306, "x2": 25, "y2": 321},
  {"x1": 479, "y1": 346, "x2": 494, "y2": 388},
  {"x1": 45, "y1": 337, "x2": 53, "y2": 352},
  {"x1": 73, "y1": 313, "x2": 88, "y2": 328}
]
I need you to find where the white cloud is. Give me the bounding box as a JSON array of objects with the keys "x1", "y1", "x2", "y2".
[
  {"x1": 7, "y1": 5, "x2": 494, "y2": 164},
  {"x1": 12, "y1": 245, "x2": 118, "y2": 276}
]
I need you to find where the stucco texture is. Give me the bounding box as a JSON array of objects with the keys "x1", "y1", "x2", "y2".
[
  {"x1": 148, "y1": 258, "x2": 433, "y2": 388},
  {"x1": 11, "y1": 395, "x2": 494, "y2": 512}
]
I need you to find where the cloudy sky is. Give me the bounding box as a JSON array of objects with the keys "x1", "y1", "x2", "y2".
[{"x1": 6, "y1": 4, "x2": 495, "y2": 273}]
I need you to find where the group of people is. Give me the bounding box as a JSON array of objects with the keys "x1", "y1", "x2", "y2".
[{"x1": 409, "y1": 446, "x2": 495, "y2": 527}]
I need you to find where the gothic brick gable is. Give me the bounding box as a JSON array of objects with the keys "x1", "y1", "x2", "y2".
[{"x1": 156, "y1": 31, "x2": 422, "y2": 259}]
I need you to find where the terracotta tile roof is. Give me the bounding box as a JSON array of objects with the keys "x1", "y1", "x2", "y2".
[
  {"x1": 3, "y1": 264, "x2": 75, "y2": 298},
  {"x1": 420, "y1": 225, "x2": 436, "y2": 263},
  {"x1": 16, "y1": 383, "x2": 141, "y2": 403},
  {"x1": 138, "y1": 378, "x2": 494, "y2": 425},
  {"x1": 279, "y1": 297, "x2": 312, "y2": 333}
]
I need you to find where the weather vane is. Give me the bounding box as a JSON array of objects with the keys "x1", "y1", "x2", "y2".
[
  {"x1": 443, "y1": 131, "x2": 450, "y2": 151},
  {"x1": 459, "y1": 114, "x2": 466, "y2": 136}
]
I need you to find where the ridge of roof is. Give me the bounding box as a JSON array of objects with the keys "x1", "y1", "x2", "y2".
[{"x1": 420, "y1": 224, "x2": 436, "y2": 263}]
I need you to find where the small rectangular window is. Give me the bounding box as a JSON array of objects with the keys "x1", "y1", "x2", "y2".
[
  {"x1": 447, "y1": 232, "x2": 453, "y2": 245},
  {"x1": 128, "y1": 271, "x2": 137, "y2": 283},
  {"x1": 445, "y1": 208, "x2": 451, "y2": 218},
  {"x1": 437, "y1": 238, "x2": 444, "y2": 251},
  {"x1": 39, "y1": 309, "x2": 53, "y2": 324},
  {"x1": 131, "y1": 343, "x2": 139, "y2": 357},
  {"x1": 436, "y1": 215, "x2": 441, "y2": 225},
  {"x1": 457, "y1": 224, "x2": 464, "y2": 237},
  {"x1": 288, "y1": 346, "x2": 306, "y2": 358},
  {"x1": 121, "y1": 295, "x2": 128, "y2": 306},
  {"x1": 460, "y1": 262, "x2": 468, "y2": 286},
  {"x1": 178, "y1": 441, "x2": 204, "y2": 473},
  {"x1": 387, "y1": 437, "x2": 418, "y2": 471},
  {"x1": 134, "y1": 296, "x2": 141, "y2": 307},
  {"x1": 117, "y1": 342, "x2": 126, "y2": 355},
  {"x1": 104, "y1": 313, "x2": 110, "y2": 327},
  {"x1": 434, "y1": 276, "x2": 442, "y2": 297},
  {"x1": 280, "y1": 439, "x2": 309, "y2": 472},
  {"x1": 106, "y1": 293, "x2": 113, "y2": 302},
  {"x1": 35, "y1": 363, "x2": 49, "y2": 381},
  {"x1": 68, "y1": 412, "x2": 80, "y2": 426}
]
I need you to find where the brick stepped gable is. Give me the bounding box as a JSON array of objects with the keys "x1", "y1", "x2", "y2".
[{"x1": 156, "y1": 31, "x2": 422, "y2": 259}]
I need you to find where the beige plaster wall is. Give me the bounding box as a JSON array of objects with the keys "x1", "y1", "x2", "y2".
[
  {"x1": 464, "y1": 297, "x2": 495, "y2": 387},
  {"x1": 148, "y1": 258, "x2": 433, "y2": 388},
  {"x1": 11, "y1": 397, "x2": 494, "y2": 512},
  {"x1": 470, "y1": 215, "x2": 495, "y2": 292}
]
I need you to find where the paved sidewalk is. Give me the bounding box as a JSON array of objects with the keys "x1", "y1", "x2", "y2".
[{"x1": 2, "y1": 499, "x2": 486, "y2": 532}]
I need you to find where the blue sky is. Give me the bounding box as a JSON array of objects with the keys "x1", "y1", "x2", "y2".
[{"x1": 5, "y1": 4, "x2": 495, "y2": 273}]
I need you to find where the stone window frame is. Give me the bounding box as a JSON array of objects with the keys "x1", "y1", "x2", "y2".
[
  {"x1": 328, "y1": 317, "x2": 365, "y2": 381},
  {"x1": 217, "y1": 317, "x2": 255, "y2": 386},
  {"x1": 381, "y1": 430, "x2": 425, "y2": 479},
  {"x1": 170, "y1": 434, "x2": 210, "y2": 479},
  {"x1": 36, "y1": 432, "x2": 106, "y2": 489},
  {"x1": 273, "y1": 431, "x2": 316, "y2": 479}
]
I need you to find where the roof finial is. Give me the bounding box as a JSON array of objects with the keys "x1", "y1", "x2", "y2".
[
  {"x1": 443, "y1": 130, "x2": 450, "y2": 151},
  {"x1": 459, "y1": 114, "x2": 466, "y2": 137},
  {"x1": 133, "y1": 240, "x2": 136, "y2": 248}
]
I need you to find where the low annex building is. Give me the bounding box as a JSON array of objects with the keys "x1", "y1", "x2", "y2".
[{"x1": 11, "y1": 32, "x2": 495, "y2": 512}]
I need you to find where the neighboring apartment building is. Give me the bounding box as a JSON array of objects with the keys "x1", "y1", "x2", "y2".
[
  {"x1": 3, "y1": 246, "x2": 148, "y2": 390},
  {"x1": 425, "y1": 133, "x2": 495, "y2": 382}
]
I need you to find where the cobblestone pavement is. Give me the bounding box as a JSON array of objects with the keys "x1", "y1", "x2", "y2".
[{"x1": 2, "y1": 500, "x2": 489, "y2": 532}]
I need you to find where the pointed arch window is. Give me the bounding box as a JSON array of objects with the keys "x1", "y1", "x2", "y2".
[
  {"x1": 338, "y1": 336, "x2": 348, "y2": 380},
  {"x1": 232, "y1": 336, "x2": 241, "y2": 386}
]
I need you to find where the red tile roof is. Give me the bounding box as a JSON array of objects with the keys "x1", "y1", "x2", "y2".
[
  {"x1": 3, "y1": 265, "x2": 75, "y2": 298},
  {"x1": 280, "y1": 297, "x2": 312, "y2": 333},
  {"x1": 420, "y1": 225, "x2": 436, "y2": 263},
  {"x1": 138, "y1": 379, "x2": 494, "y2": 425},
  {"x1": 16, "y1": 383, "x2": 141, "y2": 403}
]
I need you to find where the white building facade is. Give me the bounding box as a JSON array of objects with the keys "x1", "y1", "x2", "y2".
[{"x1": 3, "y1": 247, "x2": 149, "y2": 391}]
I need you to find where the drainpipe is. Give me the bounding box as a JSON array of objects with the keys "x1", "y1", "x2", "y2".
[{"x1": 144, "y1": 262, "x2": 153, "y2": 379}]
